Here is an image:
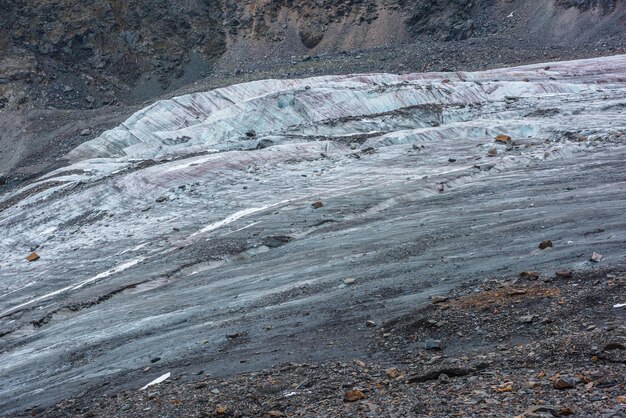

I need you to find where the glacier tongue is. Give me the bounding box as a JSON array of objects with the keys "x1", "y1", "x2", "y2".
[{"x1": 1, "y1": 55, "x2": 626, "y2": 413}]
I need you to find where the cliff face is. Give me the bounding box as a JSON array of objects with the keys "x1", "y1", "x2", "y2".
[
  {"x1": 0, "y1": 0, "x2": 226, "y2": 109},
  {"x1": 0, "y1": 0, "x2": 624, "y2": 110}
]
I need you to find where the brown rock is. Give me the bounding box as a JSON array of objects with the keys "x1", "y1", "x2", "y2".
[
  {"x1": 519, "y1": 271, "x2": 539, "y2": 280},
  {"x1": 492, "y1": 381, "x2": 513, "y2": 392},
  {"x1": 495, "y1": 134, "x2": 512, "y2": 143},
  {"x1": 386, "y1": 368, "x2": 402, "y2": 379},
  {"x1": 215, "y1": 406, "x2": 227, "y2": 415},
  {"x1": 430, "y1": 295, "x2": 449, "y2": 304},
  {"x1": 26, "y1": 252, "x2": 40, "y2": 262},
  {"x1": 555, "y1": 270, "x2": 573, "y2": 279},
  {"x1": 265, "y1": 411, "x2": 285, "y2": 417},
  {"x1": 538, "y1": 240, "x2": 553, "y2": 250},
  {"x1": 344, "y1": 389, "x2": 366, "y2": 402},
  {"x1": 311, "y1": 201, "x2": 324, "y2": 209}
]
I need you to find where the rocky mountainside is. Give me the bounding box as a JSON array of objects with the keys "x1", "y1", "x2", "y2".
[{"x1": 1, "y1": 0, "x2": 625, "y2": 111}]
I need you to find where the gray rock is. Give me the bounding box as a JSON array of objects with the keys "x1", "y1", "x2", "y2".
[
  {"x1": 424, "y1": 339, "x2": 442, "y2": 350},
  {"x1": 553, "y1": 375, "x2": 577, "y2": 389}
]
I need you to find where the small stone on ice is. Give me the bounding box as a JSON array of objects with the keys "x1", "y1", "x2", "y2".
[
  {"x1": 155, "y1": 196, "x2": 168, "y2": 203},
  {"x1": 538, "y1": 240, "x2": 553, "y2": 250},
  {"x1": 344, "y1": 278, "x2": 356, "y2": 285},
  {"x1": 26, "y1": 252, "x2": 40, "y2": 262},
  {"x1": 589, "y1": 252, "x2": 603, "y2": 262},
  {"x1": 495, "y1": 134, "x2": 512, "y2": 143}
]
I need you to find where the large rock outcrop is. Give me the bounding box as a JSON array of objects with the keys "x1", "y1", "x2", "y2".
[{"x1": 1, "y1": 0, "x2": 625, "y2": 110}]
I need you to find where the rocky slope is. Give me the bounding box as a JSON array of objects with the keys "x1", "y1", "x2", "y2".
[
  {"x1": 1, "y1": 0, "x2": 625, "y2": 111},
  {"x1": 1, "y1": 54, "x2": 625, "y2": 416}
]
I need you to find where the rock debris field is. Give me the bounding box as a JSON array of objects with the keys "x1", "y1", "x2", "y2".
[{"x1": 1, "y1": 55, "x2": 626, "y2": 416}]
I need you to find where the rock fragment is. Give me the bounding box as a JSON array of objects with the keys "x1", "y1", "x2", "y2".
[
  {"x1": 519, "y1": 315, "x2": 536, "y2": 323},
  {"x1": 430, "y1": 295, "x2": 449, "y2": 304},
  {"x1": 386, "y1": 368, "x2": 402, "y2": 379},
  {"x1": 553, "y1": 375, "x2": 576, "y2": 389},
  {"x1": 311, "y1": 201, "x2": 324, "y2": 209},
  {"x1": 519, "y1": 271, "x2": 540, "y2": 280},
  {"x1": 589, "y1": 252, "x2": 603, "y2": 262},
  {"x1": 538, "y1": 240, "x2": 553, "y2": 250},
  {"x1": 495, "y1": 134, "x2": 512, "y2": 143},
  {"x1": 344, "y1": 389, "x2": 366, "y2": 402},
  {"x1": 26, "y1": 252, "x2": 40, "y2": 262},
  {"x1": 555, "y1": 270, "x2": 573, "y2": 279},
  {"x1": 424, "y1": 339, "x2": 442, "y2": 350},
  {"x1": 155, "y1": 196, "x2": 168, "y2": 203}
]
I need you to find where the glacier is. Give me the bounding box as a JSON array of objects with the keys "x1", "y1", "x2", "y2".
[{"x1": 0, "y1": 55, "x2": 625, "y2": 413}]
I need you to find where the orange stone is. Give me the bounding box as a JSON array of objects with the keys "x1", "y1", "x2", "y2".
[
  {"x1": 26, "y1": 252, "x2": 40, "y2": 262},
  {"x1": 495, "y1": 134, "x2": 512, "y2": 143},
  {"x1": 345, "y1": 389, "x2": 366, "y2": 402}
]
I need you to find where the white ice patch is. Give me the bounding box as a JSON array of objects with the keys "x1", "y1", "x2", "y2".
[{"x1": 140, "y1": 372, "x2": 171, "y2": 390}]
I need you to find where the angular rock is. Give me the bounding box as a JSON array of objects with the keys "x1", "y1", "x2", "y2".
[
  {"x1": 424, "y1": 339, "x2": 442, "y2": 350},
  {"x1": 430, "y1": 295, "x2": 449, "y2": 304},
  {"x1": 519, "y1": 315, "x2": 536, "y2": 323},
  {"x1": 311, "y1": 201, "x2": 324, "y2": 209},
  {"x1": 26, "y1": 252, "x2": 40, "y2": 262},
  {"x1": 553, "y1": 375, "x2": 576, "y2": 389},
  {"x1": 407, "y1": 363, "x2": 488, "y2": 383},
  {"x1": 589, "y1": 252, "x2": 603, "y2": 262},
  {"x1": 519, "y1": 271, "x2": 540, "y2": 280},
  {"x1": 555, "y1": 270, "x2": 573, "y2": 279},
  {"x1": 495, "y1": 134, "x2": 512, "y2": 143},
  {"x1": 539, "y1": 240, "x2": 553, "y2": 250},
  {"x1": 523, "y1": 405, "x2": 562, "y2": 417},
  {"x1": 262, "y1": 236, "x2": 293, "y2": 248},
  {"x1": 385, "y1": 368, "x2": 402, "y2": 379},
  {"x1": 344, "y1": 389, "x2": 366, "y2": 402}
]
